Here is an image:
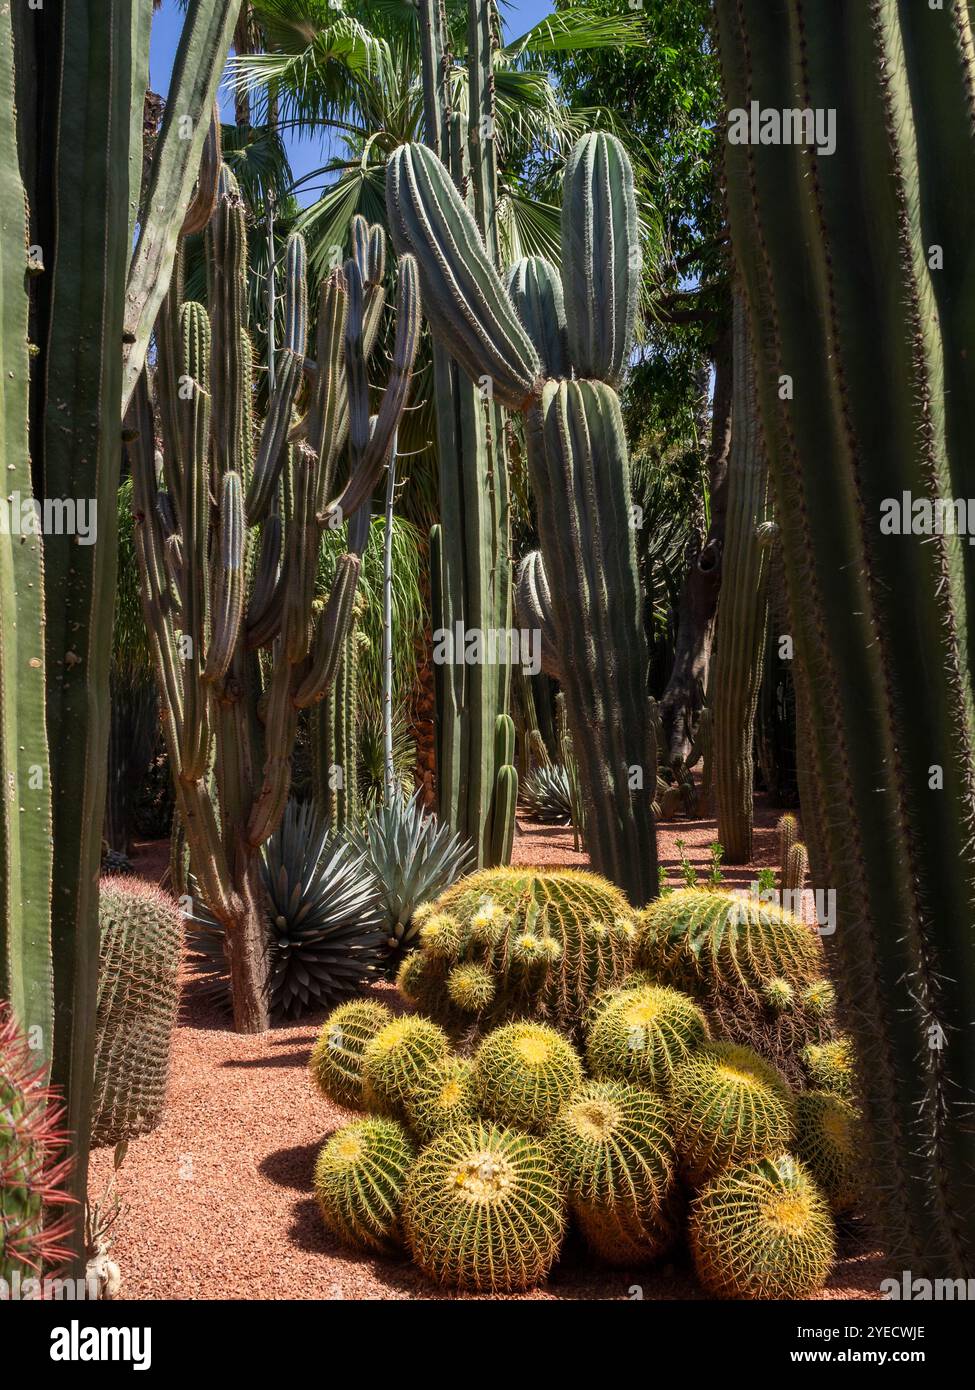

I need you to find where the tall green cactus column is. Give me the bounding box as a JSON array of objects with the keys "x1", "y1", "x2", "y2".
[
  {"x1": 0, "y1": 1, "x2": 53, "y2": 1065},
  {"x1": 418, "y1": 0, "x2": 514, "y2": 867},
  {"x1": 711, "y1": 294, "x2": 772, "y2": 863},
  {"x1": 387, "y1": 126, "x2": 659, "y2": 905},
  {"x1": 716, "y1": 0, "x2": 975, "y2": 1273}
]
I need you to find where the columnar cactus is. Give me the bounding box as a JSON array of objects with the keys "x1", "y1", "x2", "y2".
[
  {"x1": 387, "y1": 125, "x2": 658, "y2": 906},
  {"x1": 418, "y1": 0, "x2": 514, "y2": 868},
  {"x1": 3, "y1": 0, "x2": 239, "y2": 1267},
  {"x1": 711, "y1": 295, "x2": 772, "y2": 863},
  {"x1": 715, "y1": 0, "x2": 975, "y2": 1273},
  {"x1": 130, "y1": 187, "x2": 420, "y2": 1033},
  {"x1": 91, "y1": 879, "x2": 182, "y2": 1145}
]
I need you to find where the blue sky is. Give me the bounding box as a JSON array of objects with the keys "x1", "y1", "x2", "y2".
[{"x1": 150, "y1": 0, "x2": 556, "y2": 207}]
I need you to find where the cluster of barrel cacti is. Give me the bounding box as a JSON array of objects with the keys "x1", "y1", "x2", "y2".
[
  {"x1": 387, "y1": 127, "x2": 658, "y2": 906},
  {"x1": 395, "y1": 867, "x2": 638, "y2": 1035},
  {"x1": 636, "y1": 887, "x2": 834, "y2": 1083},
  {"x1": 308, "y1": 965, "x2": 855, "y2": 1295},
  {"x1": 91, "y1": 879, "x2": 182, "y2": 1146},
  {"x1": 129, "y1": 170, "x2": 420, "y2": 1030}
]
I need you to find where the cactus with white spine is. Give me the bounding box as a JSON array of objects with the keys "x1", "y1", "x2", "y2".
[
  {"x1": 129, "y1": 186, "x2": 420, "y2": 1032},
  {"x1": 387, "y1": 126, "x2": 657, "y2": 905}
]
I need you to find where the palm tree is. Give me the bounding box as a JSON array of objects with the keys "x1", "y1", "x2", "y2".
[{"x1": 228, "y1": 0, "x2": 644, "y2": 276}]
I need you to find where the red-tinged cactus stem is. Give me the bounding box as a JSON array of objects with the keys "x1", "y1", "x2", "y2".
[
  {"x1": 0, "y1": 1004, "x2": 77, "y2": 1284},
  {"x1": 711, "y1": 293, "x2": 772, "y2": 863},
  {"x1": 0, "y1": 3, "x2": 53, "y2": 1066},
  {"x1": 716, "y1": 0, "x2": 975, "y2": 1272}
]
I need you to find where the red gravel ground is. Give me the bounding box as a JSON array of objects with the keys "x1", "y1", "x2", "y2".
[{"x1": 89, "y1": 800, "x2": 889, "y2": 1301}]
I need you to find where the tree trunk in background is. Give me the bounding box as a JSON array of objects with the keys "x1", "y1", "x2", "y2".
[{"x1": 657, "y1": 312, "x2": 732, "y2": 767}]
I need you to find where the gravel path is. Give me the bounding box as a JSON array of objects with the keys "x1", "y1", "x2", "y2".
[{"x1": 89, "y1": 804, "x2": 889, "y2": 1300}]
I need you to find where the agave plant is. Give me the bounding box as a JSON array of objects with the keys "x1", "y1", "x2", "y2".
[
  {"x1": 353, "y1": 790, "x2": 474, "y2": 949},
  {"x1": 188, "y1": 801, "x2": 387, "y2": 1019},
  {"x1": 520, "y1": 765, "x2": 572, "y2": 824}
]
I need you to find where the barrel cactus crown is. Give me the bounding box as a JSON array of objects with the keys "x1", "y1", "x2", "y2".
[
  {"x1": 92, "y1": 877, "x2": 182, "y2": 1145},
  {"x1": 402, "y1": 1122, "x2": 566, "y2": 1293},
  {"x1": 637, "y1": 889, "x2": 832, "y2": 1079},
  {"x1": 585, "y1": 983, "x2": 709, "y2": 1091},
  {"x1": 0, "y1": 1005, "x2": 75, "y2": 1285},
  {"x1": 669, "y1": 1042, "x2": 795, "y2": 1185},
  {"x1": 547, "y1": 1080, "x2": 679, "y2": 1265},
  {"x1": 362, "y1": 1015, "x2": 451, "y2": 1116},
  {"x1": 309, "y1": 1000, "x2": 392, "y2": 1111},
  {"x1": 403, "y1": 1055, "x2": 477, "y2": 1145},
  {"x1": 313, "y1": 1117, "x2": 416, "y2": 1255},
  {"x1": 401, "y1": 867, "x2": 637, "y2": 1036},
  {"x1": 794, "y1": 1091, "x2": 861, "y2": 1216},
  {"x1": 471, "y1": 1022, "x2": 584, "y2": 1132},
  {"x1": 689, "y1": 1153, "x2": 835, "y2": 1299},
  {"x1": 802, "y1": 1037, "x2": 857, "y2": 1101}
]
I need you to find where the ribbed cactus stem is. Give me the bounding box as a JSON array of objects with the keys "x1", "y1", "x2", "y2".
[
  {"x1": 387, "y1": 116, "x2": 658, "y2": 903},
  {"x1": 716, "y1": 0, "x2": 975, "y2": 1272},
  {"x1": 131, "y1": 171, "x2": 418, "y2": 1033},
  {"x1": 711, "y1": 294, "x2": 772, "y2": 863}
]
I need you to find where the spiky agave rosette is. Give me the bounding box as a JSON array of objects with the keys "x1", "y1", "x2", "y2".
[
  {"x1": 352, "y1": 789, "x2": 474, "y2": 949},
  {"x1": 520, "y1": 765, "x2": 573, "y2": 824},
  {"x1": 186, "y1": 799, "x2": 387, "y2": 1018},
  {"x1": 0, "y1": 1004, "x2": 76, "y2": 1284}
]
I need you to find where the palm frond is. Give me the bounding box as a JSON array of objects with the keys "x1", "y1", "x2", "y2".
[{"x1": 502, "y1": 8, "x2": 645, "y2": 61}]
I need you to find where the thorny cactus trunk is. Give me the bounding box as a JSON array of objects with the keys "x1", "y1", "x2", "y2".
[
  {"x1": 712, "y1": 293, "x2": 772, "y2": 863},
  {"x1": 717, "y1": 0, "x2": 975, "y2": 1273},
  {"x1": 130, "y1": 172, "x2": 420, "y2": 1032},
  {"x1": 387, "y1": 126, "x2": 659, "y2": 906},
  {"x1": 418, "y1": 0, "x2": 516, "y2": 867}
]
